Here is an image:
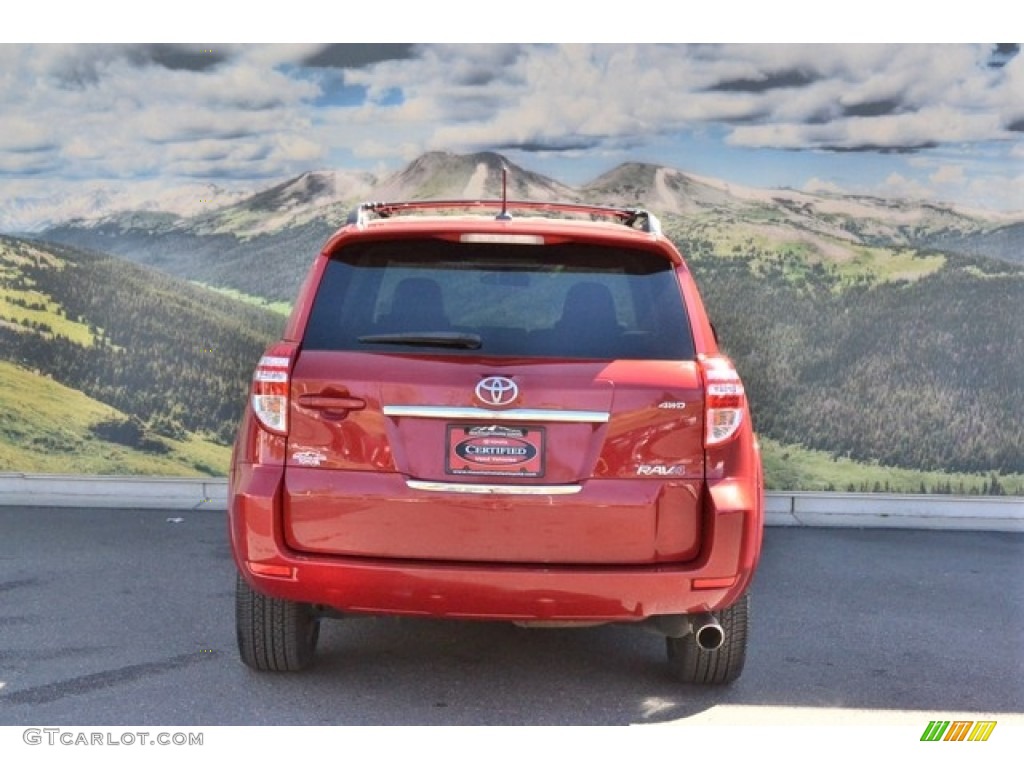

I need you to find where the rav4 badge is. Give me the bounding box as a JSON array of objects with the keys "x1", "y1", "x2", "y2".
[{"x1": 636, "y1": 465, "x2": 686, "y2": 476}]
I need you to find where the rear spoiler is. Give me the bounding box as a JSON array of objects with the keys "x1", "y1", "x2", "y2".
[{"x1": 345, "y1": 199, "x2": 662, "y2": 235}]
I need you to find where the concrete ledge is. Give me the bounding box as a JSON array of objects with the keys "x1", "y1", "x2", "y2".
[
  {"x1": 0, "y1": 472, "x2": 227, "y2": 511},
  {"x1": 764, "y1": 491, "x2": 1023, "y2": 532},
  {"x1": 1, "y1": 473, "x2": 1021, "y2": 532}
]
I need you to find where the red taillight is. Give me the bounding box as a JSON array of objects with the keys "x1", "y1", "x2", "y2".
[
  {"x1": 251, "y1": 344, "x2": 296, "y2": 435},
  {"x1": 701, "y1": 357, "x2": 746, "y2": 445}
]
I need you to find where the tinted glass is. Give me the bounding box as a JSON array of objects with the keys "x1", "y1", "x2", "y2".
[{"x1": 303, "y1": 239, "x2": 695, "y2": 360}]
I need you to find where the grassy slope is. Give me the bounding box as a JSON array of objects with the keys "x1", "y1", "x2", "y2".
[
  {"x1": 0, "y1": 360, "x2": 229, "y2": 476},
  {"x1": 669, "y1": 214, "x2": 948, "y2": 286},
  {"x1": 760, "y1": 437, "x2": 1024, "y2": 496},
  {"x1": 191, "y1": 281, "x2": 292, "y2": 316},
  {"x1": 0, "y1": 240, "x2": 98, "y2": 345}
]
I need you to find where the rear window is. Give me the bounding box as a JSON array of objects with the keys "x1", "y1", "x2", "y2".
[{"x1": 302, "y1": 239, "x2": 695, "y2": 360}]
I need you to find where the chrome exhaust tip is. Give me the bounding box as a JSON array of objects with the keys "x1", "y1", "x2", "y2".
[
  {"x1": 692, "y1": 615, "x2": 725, "y2": 650},
  {"x1": 639, "y1": 612, "x2": 725, "y2": 648}
]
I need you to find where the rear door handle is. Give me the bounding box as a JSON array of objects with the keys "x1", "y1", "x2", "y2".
[{"x1": 297, "y1": 395, "x2": 366, "y2": 412}]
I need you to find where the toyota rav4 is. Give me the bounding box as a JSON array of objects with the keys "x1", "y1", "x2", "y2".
[{"x1": 229, "y1": 196, "x2": 763, "y2": 684}]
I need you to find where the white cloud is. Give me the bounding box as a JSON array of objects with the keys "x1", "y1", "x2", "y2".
[
  {"x1": 930, "y1": 165, "x2": 966, "y2": 186},
  {"x1": 273, "y1": 134, "x2": 323, "y2": 164},
  {"x1": 0, "y1": 150, "x2": 60, "y2": 175},
  {"x1": 802, "y1": 177, "x2": 846, "y2": 195},
  {"x1": 0, "y1": 176, "x2": 256, "y2": 232},
  {"x1": 1, "y1": 42, "x2": 1021, "y2": 224},
  {"x1": 965, "y1": 175, "x2": 1024, "y2": 212},
  {"x1": 329, "y1": 44, "x2": 1021, "y2": 158},
  {"x1": 880, "y1": 172, "x2": 936, "y2": 202},
  {"x1": 0, "y1": 44, "x2": 324, "y2": 184},
  {"x1": 0, "y1": 117, "x2": 57, "y2": 152}
]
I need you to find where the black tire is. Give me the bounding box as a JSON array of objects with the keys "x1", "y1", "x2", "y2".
[
  {"x1": 235, "y1": 573, "x2": 320, "y2": 672},
  {"x1": 666, "y1": 593, "x2": 749, "y2": 685}
]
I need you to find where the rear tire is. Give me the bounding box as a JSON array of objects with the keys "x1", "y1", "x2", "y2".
[
  {"x1": 235, "y1": 573, "x2": 320, "y2": 671},
  {"x1": 666, "y1": 593, "x2": 749, "y2": 684}
]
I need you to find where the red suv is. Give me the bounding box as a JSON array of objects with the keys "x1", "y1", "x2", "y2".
[{"x1": 229, "y1": 198, "x2": 763, "y2": 684}]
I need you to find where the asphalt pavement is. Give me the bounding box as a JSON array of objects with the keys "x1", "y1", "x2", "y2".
[{"x1": 0, "y1": 506, "x2": 1021, "y2": 726}]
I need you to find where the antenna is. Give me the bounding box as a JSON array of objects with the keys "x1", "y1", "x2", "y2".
[{"x1": 496, "y1": 164, "x2": 512, "y2": 220}]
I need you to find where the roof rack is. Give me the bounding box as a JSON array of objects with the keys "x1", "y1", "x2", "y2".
[{"x1": 345, "y1": 199, "x2": 662, "y2": 235}]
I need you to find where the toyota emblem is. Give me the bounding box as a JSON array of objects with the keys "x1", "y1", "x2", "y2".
[{"x1": 475, "y1": 376, "x2": 518, "y2": 407}]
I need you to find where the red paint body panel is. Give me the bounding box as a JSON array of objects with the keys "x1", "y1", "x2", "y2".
[
  {"x1": 283, "y1": 470, "x2": 701, "y2": 564},
  {"x1": 282, "y1": 354, "x2": 705, "y2": 563},
  {"x1": 231, "y1": 462, "x2": 756, "y2": 620}
]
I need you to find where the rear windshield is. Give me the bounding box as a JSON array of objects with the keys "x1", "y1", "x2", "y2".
[{"x1": 302, "y1": 239, "x2": 695, "y2": 360}]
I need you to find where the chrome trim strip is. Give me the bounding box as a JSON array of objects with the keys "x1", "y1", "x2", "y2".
[
  {"x1": 407, "y1": 480, "x2": 582, "y2": 495},
  {"x1": 382, "y1": 405, "x2": 609, "y2": 423}
]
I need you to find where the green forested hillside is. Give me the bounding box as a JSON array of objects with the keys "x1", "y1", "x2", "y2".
[
  {"x1": 0, "y1": 235, "x2": 283, "y2": 469},
  {"x1": 919, "y1": 221, "x2": 1024, "y2": 267},
  {"x1": 677, "y1": 233, "x2": 1024, "y2": 479},
  {"x1": 42, "y1": 218, "x2": 333, "y2": 303}
]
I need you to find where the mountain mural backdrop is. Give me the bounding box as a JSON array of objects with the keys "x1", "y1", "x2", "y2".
[{"x1": 3, "y1": 151, "x2": 1022, "y2": 493}]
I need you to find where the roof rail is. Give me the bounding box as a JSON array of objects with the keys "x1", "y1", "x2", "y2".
[{"x1": 345, "y1": 200, "x2": 662, "y2": 235}]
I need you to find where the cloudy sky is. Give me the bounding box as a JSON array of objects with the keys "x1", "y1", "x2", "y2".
[{"x1": 1, "y1": 39, "x2": 1021, "y2": 230}]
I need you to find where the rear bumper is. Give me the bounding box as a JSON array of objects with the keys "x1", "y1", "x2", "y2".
[{"x1": 229, "y1": 465, "x2": 763, "y2": 622}]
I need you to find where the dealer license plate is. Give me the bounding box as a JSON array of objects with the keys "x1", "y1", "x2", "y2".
[{"x1": 445, "y1": 424, "x2": 545, "y2": 478}]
